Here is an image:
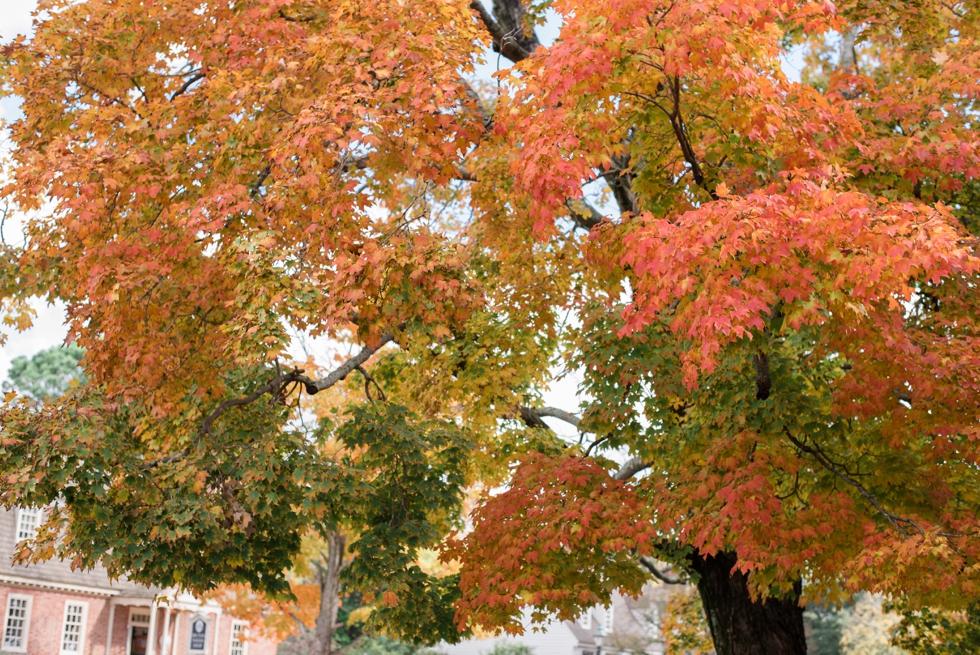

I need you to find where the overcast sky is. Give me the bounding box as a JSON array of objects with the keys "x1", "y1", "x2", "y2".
[{"x1": 1, "y1": 0, "x2": 70, "y2": 383}]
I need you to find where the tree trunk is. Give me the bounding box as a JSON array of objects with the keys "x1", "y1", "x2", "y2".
[
  {"x1": 314, "y1": 531, "x2": 347, "y2": 655},
  {"x1": 689, "y1": 550, "x2": 807, "y2": 655}
]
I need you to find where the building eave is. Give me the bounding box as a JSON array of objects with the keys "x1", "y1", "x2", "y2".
[{"x1": 0, "y1": 573, "x2": 119, "y2": 597}]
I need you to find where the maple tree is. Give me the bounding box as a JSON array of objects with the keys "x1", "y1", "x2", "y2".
[{"x1": 2, "y1": 0, "x2": 980, "y2": 654}]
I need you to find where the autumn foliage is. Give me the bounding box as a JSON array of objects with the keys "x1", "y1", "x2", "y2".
[{"x1": 2, "y1": 0, "x2": 980, "y2": 651}]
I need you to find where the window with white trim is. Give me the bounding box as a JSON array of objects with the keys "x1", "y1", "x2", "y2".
[
  {"x1": 578, "y1": 609, "x2": 592, "y2": 629},
  {"x1": 60, "y1": 601, "x2": 88, "y2": 654},
  {"x1": 129, "y1": 609, "x2": 151, "y2": 627},
  {"x1": 230, "y1": 620, "x2": 247, "y2": 655},
  {"x1": 602, "y1": 604, "x2": 614, "y2": 634},
  {"x1": 2, "y1": 594, "x2": 32, "y2": 653},
  {"x1": 15, "y1": 508, "x2": 41, "y2": 542}
]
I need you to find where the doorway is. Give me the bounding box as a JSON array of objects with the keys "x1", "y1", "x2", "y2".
[{"x1": 129, "y1": 625, "x2": 149, "y2": 655}]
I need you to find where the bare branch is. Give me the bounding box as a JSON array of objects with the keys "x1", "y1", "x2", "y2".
[
  {"x1": 753, "y1": 351, "x2": 771, "y2": 400},
  {"x1": 517, "y1": 405, "x2": 551, "y2": 430},
  {"x1": 521, "y1": 405, "x2": 582, "y2": 428},
  {"x1": 468, "y1": 0, "x2": 533, "y2": 63},
  {"x1": 355, "y1": 364, "x2": 387, "y2": 403},
  {"x1": 250, "y1": 165, "x2": 272, "y2": 199},
  {"x1": 307, "y1": 332, "x2": 394, "y2": 394},
  {"x1": 565, "y1": 197, "x2": 605, "y2": 231},
  {"x1": 615, "y1": 456, "x2": 651, "y2": 481},
  {"x1": 170, "y1": 73, "x2": 205, "y2": 102},
  {"x1": 141, "y1": 366, "x2": 309, "y2": 469}
]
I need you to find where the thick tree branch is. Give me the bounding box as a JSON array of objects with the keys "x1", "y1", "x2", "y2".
[
  {"x1": 639, "y1": 556, "x2": 683, "y2": 584},
  {"x1": 170, "y1": 72, "x2": 205, "y2": 102},
  {"x1": 520, "y1": 405, "x2": 582, "y2": 428},
  {"x1": 839, "y1": 28, "x2": 858, "y2": 71},
  {"x1": 306, "y1": 332, "x2": 394, "y2": 394},
  {"x1": 605, "y1": 153, "x2": 639, "y2": 214},
  {"x1": 615, "y1": 456, "x2": 651, "y2": 480},
  {"x1": 517, "y1": 405, "x2": 551, "y2": 429},
  {"x1": 142, "y1": 334, "x2": 394, "y2": 469},
  {"x1": 314, "y1": 531, "x2": 347, "y2": 655},
  {"x1": 468, "y1": 0, "x2": 535, "y2": 63},
  {"x1": 564, "y1": 197, "x2": 605, "y2": 230}
]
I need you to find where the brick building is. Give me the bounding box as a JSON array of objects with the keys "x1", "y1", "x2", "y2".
[{"x1": 0, "y1": 507, "x2": 278, "y2": 655}]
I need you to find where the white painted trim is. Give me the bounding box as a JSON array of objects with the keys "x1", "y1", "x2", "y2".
[
  {"x1": 2, "y1": 592, "x2": 33, "y2": 653},
  {"x1": 0, "y1": 573, "x2": 118, "y2": 597},
  {"x1": 147, "y1": 602, "x2": 159, "y2": 655},
  {"x1": 129, "y1": 606, "x2": 153, "y2": 626},
  {"x1": 104, "y1": 601, "x2": 117, "y2": 655},
  {"x1": 171, "y1": 611, "x2": 181, "y2": 655},
  {"x1": 208, "y1": 608, "x2": 223, "y2": 655},
  {"x1": 602, "y1": 604, "x2": 614, "y2": 634},
  {"x1": 161, "y1": 607, "x2": 172, "y2": 655},
  {"x1": 59, "y1": 599, "x2": 89, "y2": 655}
]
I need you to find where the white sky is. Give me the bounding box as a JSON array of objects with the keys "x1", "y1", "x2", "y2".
[{"x1": 0, "y1": 0, "x2": 70, "y2": 383}]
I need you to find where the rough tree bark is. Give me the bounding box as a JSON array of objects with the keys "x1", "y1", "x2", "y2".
[
  {"x1": 314, "y1": 532, "x2": 347, "y2": 655},
  {"x1": 689, "y1": 550, "x2": 807, "y2": 655}
]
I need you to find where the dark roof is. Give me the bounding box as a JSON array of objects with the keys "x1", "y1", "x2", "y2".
[{"x1": 0, "y1": 507, "x2": 158, "y2": 597}]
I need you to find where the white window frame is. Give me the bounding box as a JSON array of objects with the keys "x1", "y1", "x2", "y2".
[
  {"x1": 578, "y1": 609, "x2": 592, "y2": 629},
  {"x1": 128, "y1": 608, "x2": 151, "y2": 628},
  {"x1": 2, "y1": 593, "x2": 33, "y2": 653},
  {"x1": 14, "y1": 507, "x2": 41, "y2": 543},
  {"x1": 229, "y1": 620, "x2": 248, "y2": 655},
  {"x1": 602, "y1": 604, "x2": 614, "y2": 635},
  {"x1": 59, "y1": 600, "x2": 89, "y2": 655}
]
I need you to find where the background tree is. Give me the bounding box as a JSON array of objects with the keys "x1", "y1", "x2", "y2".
[
  {"x1": 1, "y1": 1, "x2": 979, "y2": 655},
  {"x1": 888, "y1": 601, "x2": 980, "y2": 655},
  {"x1": 4, "y1": 343, "x2": 84, "y2": 401}
]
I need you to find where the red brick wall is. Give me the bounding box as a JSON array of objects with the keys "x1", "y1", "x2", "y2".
[
  {"x1": 0, "y1": 585, "x2": 112, "y2": 655},
  {"x1": 108, "y1": 604, "x2": 129, "y2": 655},
  {"x1": 0, "y1": 586, "x2": 277, "y2": 655}
]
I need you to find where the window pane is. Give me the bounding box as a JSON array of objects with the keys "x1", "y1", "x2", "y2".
[
  {"x1": 230, "y1": 621, "x2": 246, "y2": 655},
  {"x1": 61, "y1": 603, "x2": 85, "y2": 652},
  {"x1": 15, "y1": 508, "x2": 40, "y2": 542},
  {"x1": 3, "y1": 597, "x2": 29, "y2": 649}
]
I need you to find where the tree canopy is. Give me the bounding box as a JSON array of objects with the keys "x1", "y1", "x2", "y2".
[{"x1": 1, "y1": 0, "x2": 980, "y2": 653}]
